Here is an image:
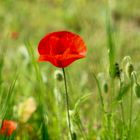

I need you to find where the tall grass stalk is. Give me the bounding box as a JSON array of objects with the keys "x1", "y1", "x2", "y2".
[
  {"x1": 25, "y1": 41, "x2": 50, "y2": 140},
  {"x1": 119, "y1": 78, "x2": 125, "y2": 126},
  {"x1": 119, "y1": 78, "x2": 125, "y2": 139},
  {"x1": 74, "y1": 93, "x2": 92, "y2": 140},
  {"x1": 54, "y1": 81, "x2": 62, "y2": 139},
  {"x1": 105, "y1": 5, "x2": 116, "y2": 139},
  {"x1": 92, "y1": 72, "x2": 105, "y2": 113},
  {"x1": 128, "y1": 77, "x2": 133, "y2": 140}
]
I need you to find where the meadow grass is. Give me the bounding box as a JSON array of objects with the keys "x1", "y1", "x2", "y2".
[{"x1": 0, "y1": 0, "x2": 140, "y2": 140}]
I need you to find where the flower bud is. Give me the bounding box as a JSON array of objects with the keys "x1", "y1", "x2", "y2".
[
  {"x1": 133, "y1": 83, "x2": 140, "y2": 98},
  {"x1": 125, "y1": 63, "x2": 134, "y2": 78},
  {"x1": 54, "y1": 70, "x2": 63, "y2": 82},
  {"x1": 123, "y1": 56, "x2": 131, "y2": 63},
  {"x1": 103, "y1": 81, "x2": 108, "y2": 93}
]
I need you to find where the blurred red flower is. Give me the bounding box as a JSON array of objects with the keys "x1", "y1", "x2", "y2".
[
  {"x1": 38, "y1": 31, "x2": 87, "y2": 68},
  {"x1": 0, "y1": 120, "x2": 17, "y2": 136},
  {"x1": 11, "y1": 32, "x2": 19, "y2": 40}
]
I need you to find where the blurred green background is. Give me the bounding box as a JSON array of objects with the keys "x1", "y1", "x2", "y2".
[
  {"x1": 0, "y1": 0, "x2": 140, "y2": 72},
  {"x1": 0, "y1": 0, "x2": 140, "y2": 139}
]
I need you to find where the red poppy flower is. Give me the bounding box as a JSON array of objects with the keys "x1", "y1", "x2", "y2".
[
  {"x1": 38, "y1": 31, "x2": 87, "y2": 68},
  {"x1": 0, "y1": 120, "x2": 17, "y2": 136}
]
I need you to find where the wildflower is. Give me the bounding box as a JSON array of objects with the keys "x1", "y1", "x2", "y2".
[
  {"x1": 0, "y1": 120, "x2": 17, "y2": 136},
  {"x1": 38, "y1": 31, "x2": 87, "y2": 68},
  {"x1": 38, "y1": 31, "x2": 87, "y2": 140}
]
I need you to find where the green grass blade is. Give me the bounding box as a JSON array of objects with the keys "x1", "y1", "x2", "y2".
[
  {"x1": 25, "y1": 40, "x2": 50, "y2": 140},
  {"x1": 105, "y1": 10, "x2": 116, "y2": 78},
  {"x1": 1, "y1": 73, "x2": 18, "y2": 119}
]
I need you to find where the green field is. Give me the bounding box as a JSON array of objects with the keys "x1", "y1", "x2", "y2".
[{"x1": 0, "y1": 0, "x2": 140, "y2": 139}]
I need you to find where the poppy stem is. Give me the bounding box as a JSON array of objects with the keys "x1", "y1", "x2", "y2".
[{"x1": 62, "y1": 68, "x2": 73, "y2": 140}]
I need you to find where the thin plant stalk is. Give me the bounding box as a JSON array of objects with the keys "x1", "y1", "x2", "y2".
[
  {"x1": 54, "y1": 85, "x2": 62, "y2": 139},
  {"x1": 77, "y1": 117, "x2": 87, "y2": 140},
  {"x1": 119, "y1": 78, "x2": 125, "y2": 127},
  {"x1": 128, "y1": 77, "x2": 133, "y2": 139},
  {"x1": 120, "y1": 101, "x2": 125, "y2": 139},
  {"x1": 110, "y1": 78, "x2": 115, "y2": 112},
  {"x1": 120, "y1": 101, "x2": 125, "y2": 126},
  {"x1": 92, "y1": 72, "x2": 105, "y2": 113},
  {"x1": 62, "y1": 68, "x2": 73, "y2": 140}
]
